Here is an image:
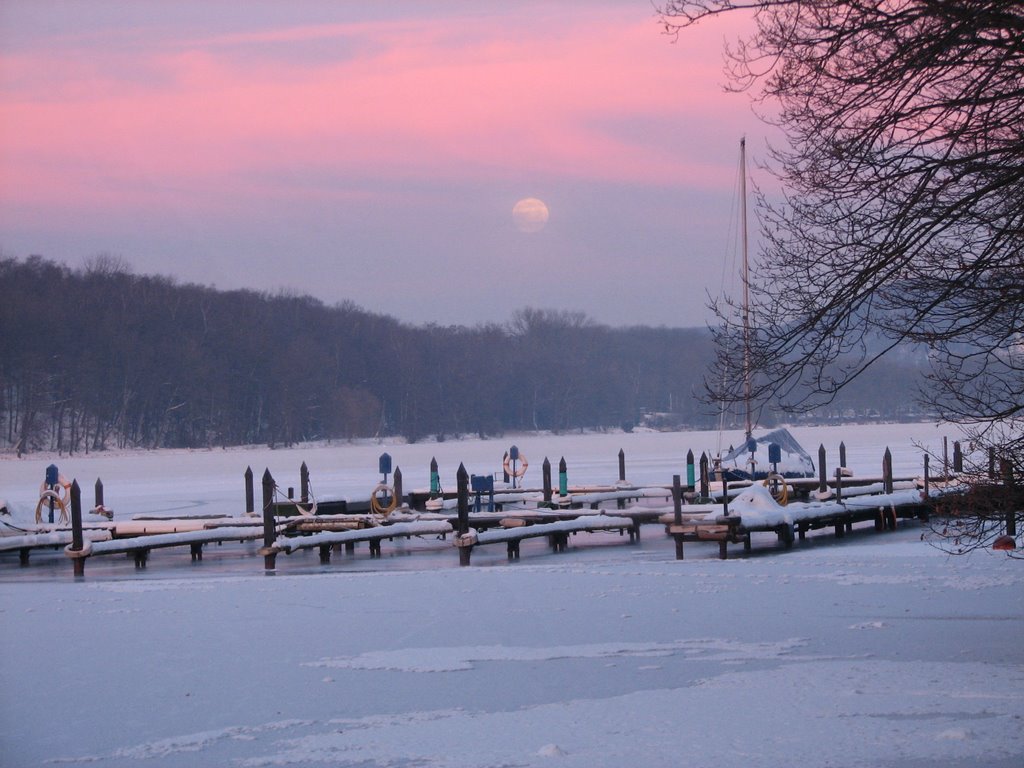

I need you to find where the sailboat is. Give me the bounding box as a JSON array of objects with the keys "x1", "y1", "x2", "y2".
[{"x1": 716, "y1": 138, "x2": 815, "y2": 481}]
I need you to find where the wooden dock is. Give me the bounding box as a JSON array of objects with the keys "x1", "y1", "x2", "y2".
[{"x1": 0, "y1": 441, "x2": 991, "y2": 577}]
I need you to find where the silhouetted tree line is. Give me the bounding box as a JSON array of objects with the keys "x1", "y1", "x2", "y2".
[{"x1": 0, "y1": 255, "x2": 929, "y2": 455}]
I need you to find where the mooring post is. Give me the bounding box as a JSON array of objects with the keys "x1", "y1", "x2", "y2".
[
  {"x1": 1002, "y1": 460, "x2": 1016, "y2": 537},
  {"x1": 883, "y1": 448, "x2": 893, "y2": 494},
  {"x1": 839, "y1": 441, "x2": 847, "y2": 473},
  {"x1": 502, "y1": 452, "x2": 510, "y2": 484},
  {"x1": 300, "y1": 461, "x2": 309, "y2": 504},
  {"x1": 672, "y1": 474, "x2": 684, "y2": 560},
  {"x1": 542, "y1": 457, "x2": 552, "y2": 505},
  {"x1": 953, "y1": 441, "x2": 963, "y2": 474},
  {"x1": 616, "y1": 448, "x2": 627, "y2": 509},
  {"x1": 430, "y1": 457, "x2": 440, "y2": 497},
  {"x1": 558, "y1": 457, "x2": 568, "y2": 498},
  {"x1": 686, "y1": 449, "x2": 695, "y2": 492},
  {"x1": 835, "y1": 467, "x2": 843, "y2": 503},
  {"x1": 244, "y1": 466, "x2": 254, "y2": 515},
  {"x1": 262, "y1": 468, "x2": 277, "y2": 571},
  {"x1": 699, "y1": 452, "x2": 709, "y2": 499},
  {"x1": 94, "y1": 478, "x2": 104, "y2": 509},
  {"x1": 70, "y1": 479, "x2": 85, "y2": 578},
  {"x1": 457, "y1": 463, "x2": 470, "y2": 566},
  {"x1": 818, "y1": 444, "x2": 827, "y2": 494},
  {"x1": 394, "y1": 466, "x2": 404, "y2": 509},
  {"x1": 923, "y1": 454, "x2": 930, "y2": 499}
]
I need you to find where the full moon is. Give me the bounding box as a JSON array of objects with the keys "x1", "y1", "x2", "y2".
[{"x1": 512, "y1": 197, "x2": 549, "y2": 233}]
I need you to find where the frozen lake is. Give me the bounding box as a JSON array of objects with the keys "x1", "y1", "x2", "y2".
[
  {"x1": 2, "y1": 422, "x2": 1022, "y2": 768},
  {"x1": 1, "y1": 422, "x2": 953, "y2": 520}
]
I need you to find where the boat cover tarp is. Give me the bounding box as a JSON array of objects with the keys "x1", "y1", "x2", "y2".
[{"x1": 721, "y1": 427, "x2": 815, "y2": 479}]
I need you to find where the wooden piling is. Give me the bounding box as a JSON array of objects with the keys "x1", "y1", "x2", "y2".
[
  {"x1": 558, "y1": 457, "x2": 568, "y2": 498},
  {"x1": 542, "y1": 457, "x2": 552, "y2": 504},
  {"x1": 94, "y1": 478, "x2": 104, "y2": 509},
  {"x1": 686, "y1": 449, "x2": 695, "y2": 492},
  {"x1": 839, "y1": 441, "x2": 847, "y2": 472},
  {"x1": 699, "y1": 452, "x2": 709, "y2": 499},
  {"x1": 953, "y1": 441, "x2": 963, "y2": 474},
  {"x1": 883, "y1": 447, "x2": 893, "y2": 494},
  {"x1": 394, "y1": 466, "x2": 403, "y2": 509},
  {"x1": 818, "y1": 444, "x2": 827, "y2": 494},
  {"x1": 615, "y1": 449, "x2": 627, "y2": 508},
  {"x1": 502, "y1": 451, "x2": 510, "y2": 484},
  {"x1": 672, "y1": 474, "x2": 684, "y2": 560},
  {"x1": 70, "y1": 479, "x2": 85, "y2": 578},
  {"x1": 923, "y1": 454, "x2": 930, "y2": 499},
  {"x1": 244, "y1": 466, "x2": 254, "y2": 515},
  {"x1": 262, "y1": 469, "x2": 277, "y2": 571},
  {"x1": 834, "y1": 467, "x2": 843, "y2": 503},
  {"x1": 1002, "y1": 460, "x2": 1016, "y2": 537},
  {"x1": 300, "y1": 461, "x2": 309, "y2": 503},
  {"x1": 457, "y1": 464, "x2": 470, "y2": 566}
]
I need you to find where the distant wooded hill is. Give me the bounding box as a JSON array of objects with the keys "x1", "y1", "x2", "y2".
[{"x1": 0, "y1": 256, "x2": 932, "y2": 455}]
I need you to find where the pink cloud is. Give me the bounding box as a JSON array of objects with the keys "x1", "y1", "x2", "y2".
[{"x1": 0, "y1": 6, "x2": 753, "y2": 218}]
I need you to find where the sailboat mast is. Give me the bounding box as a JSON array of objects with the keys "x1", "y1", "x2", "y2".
[{"x1": 740, "y1": 138, "x2": 752, "y2": 441}]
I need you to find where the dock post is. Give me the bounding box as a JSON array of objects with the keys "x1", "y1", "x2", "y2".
[
  {"x1": 457, "y1": 463, "x2": 471, "y2": 566},
  {"x1": 262, "y1": 469, "x2": 277, "y2": 571},
  {"x1": 558, "y1": 457, "x2": 568, "y2": 499},
  {"x1": 699, "y1": 452, "x2": 709, "y2": 499},
  {"x1": 722, "y1": 480, "x2": 729, "y2": 517},
  {"x1": 542, "y1": 457, "x2": 552, "y2": 505},
  {"x1": 686, "y1": 450, "x2": 695, "y2": 493},
  {"x1": 394, "y1": 466, "x2": 404, "y2": 509},
  {"x1": 953, "y1": 441, "x2": 963, "y2": 474},
  {"x1": 883, "y1": 448, "x2": 893, "y2": 495},
  {"x1": 818, "y1": 444, "x2": 827, "y2": 495},
  {"x1": 617, "y1": 449, "x2": 626, "y2": 509},
  {"x1": 430, "y1": 457, "x2": 440, "y2": 497},
  {"x1": 835, "y1": 467, "x2": 843, "y2": 503},
  {"x1": 300, "y1": 461, "x2": 309, "y2": 503},
  {"x1": 1002, "y1": 460, "x2": 1017, "y2": 537},
  {"x1": 502, "y1": 452, "x2": 510, "y2": 484},
  {"x1": 672, "y1": 474, "x2": 684, "y2": 560},
  {"x1": 839, "y1": 442, "x2": 847, "y2": 473},
  {"x1": 923, "y1": 454, "x2": 930, "y2": 499},
  {"x1": 70, "y1": 480, "x2": 85, "y2": 578},
  {"x1": 94, "y1": 478, "x2": 104, "y2": 509},
  {"x1": 244, "y1": 466, "x2": 254, "y2": 515}
]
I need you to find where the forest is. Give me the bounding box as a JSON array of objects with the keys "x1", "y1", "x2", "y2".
[{"x1": 0, "y1": 255, "x2": 932, "y2": 455}]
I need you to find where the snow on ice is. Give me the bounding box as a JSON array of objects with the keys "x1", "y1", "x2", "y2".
[{"x1": 1, "y1": 423, "x2": 1022, "y2": 767}]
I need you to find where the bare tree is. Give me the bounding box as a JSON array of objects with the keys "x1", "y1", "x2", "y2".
[{"x1": 661, "y1": 1, "x2": 1024, "y2": 549}]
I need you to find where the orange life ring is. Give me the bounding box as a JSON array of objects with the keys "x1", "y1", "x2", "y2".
[
  {"x1": 370, "y1": 483, "x2": 398, "y2": 517},
  {"x1": 35, "y1": 489, "x2": 70, "y2": 525},
  {"x1": 503, "y1": 452, "x2": 529, "y2": 479}
]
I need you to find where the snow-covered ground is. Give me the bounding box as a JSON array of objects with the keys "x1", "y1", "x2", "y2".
[{"x1": 2, "y1": 423, "x2": 1022, "y2": 768}]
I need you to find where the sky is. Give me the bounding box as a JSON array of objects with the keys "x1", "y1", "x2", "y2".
[{"x1": 0, "y1": 1, "x2": 765, "y2": 329}]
